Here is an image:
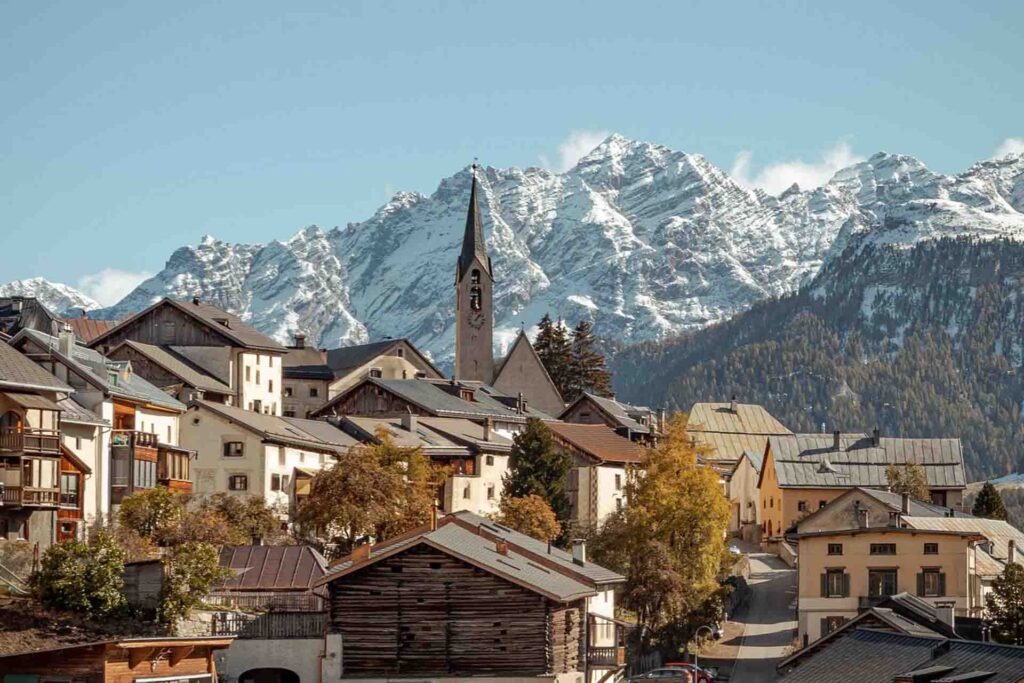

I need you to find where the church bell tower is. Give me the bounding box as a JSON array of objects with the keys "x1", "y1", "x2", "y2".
[{"x1": 454, "y1": 166, "x2": 494, "y2": 383}]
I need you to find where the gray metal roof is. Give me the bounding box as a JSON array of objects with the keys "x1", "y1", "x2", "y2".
[
  {"x1": 192, "y1": 400, "x2": 355, "y2": 453},
  {"x1": 688, "y1": 402, "x2": 792, "y2": 435},
  {"x1": 768, "y1": 433, "x2": 966, "y2": 489},
  {"x1": 0, "y1": 339, "x2": 73, "y2": 392},
  {"x1": 858, "y1": 487, "x2": 972, "y2": 517},
  {"x1": 450, "y1": 511, "x2": 625, "y2": 585},
  {"x1": 319, "y1": 521, "x2": 597, "y2": 603},
  {"x1": 56, "y1": 397, "x2": 108, "y2": 425},
  {"x1": 116, "y1": 340, "x2": 233, "y2": 394},
  {"x1": 340, "y1": 415, "x2": 469, "y2": 456},
  {"x1": 901, "y1": 516, "x2": 1024, "y2": 564}
]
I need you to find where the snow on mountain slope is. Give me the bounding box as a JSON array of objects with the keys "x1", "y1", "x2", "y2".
[
  {"x1": 76, "y1": 137, "x2": 1024, "y2": 362},
  {"x1": 0, "y1": 278, "x2": 101, "y2": 315}
]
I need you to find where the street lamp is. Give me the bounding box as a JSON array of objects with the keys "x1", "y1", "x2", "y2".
[{"x1": 690, "y1": 624, "x2": 722, "y2": 671}]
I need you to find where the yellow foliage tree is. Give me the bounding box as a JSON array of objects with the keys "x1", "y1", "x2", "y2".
[{"x1": 494, "y1": 494, "x2": 562, "y2": 541}]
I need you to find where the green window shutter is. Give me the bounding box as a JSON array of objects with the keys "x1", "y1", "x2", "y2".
[
  {"x1": 821, "y1": 573, "x2": 828, "y2": 597},
  {"x1": 820, "y1": 617, "x2": 829, "y2": 636},
  {"x1": 917, "y1": 572, "x2": 924, "y2": 596},
  {"x1": 842, "y1": 573, "x2": 851, "y2": 598},
  {"x1": 938, "y1": 573, "x2": 946, "y2": 597}
]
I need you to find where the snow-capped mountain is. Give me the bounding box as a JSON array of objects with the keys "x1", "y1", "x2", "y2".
[
  {"x1": 0, "y1": 278, "x2": 100, "y2": 316},
  {"x1": 47, "y1": 136, "x2": 1024, "y2": 361}
]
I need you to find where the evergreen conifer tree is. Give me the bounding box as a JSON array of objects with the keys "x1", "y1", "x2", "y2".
[
  {"x1": 566, "y1": 319, "x2": 613, "y2": 402},
  {"x1": 972, "y1": 482, "x2": 1009, "y2": 521},
  {"x1": 986, "y1": 563, "x2": 1024, "y2": 645},
  {"x1": 502, "y1": 418, "x2": 572, "y2": 524},
  {"x1": 534, "y1": 314, "x2": 573, "y2": 399}
]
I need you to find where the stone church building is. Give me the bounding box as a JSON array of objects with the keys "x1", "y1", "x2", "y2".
[{"x1": 453, "y1": 169, "x2": 565, "y2": 418}]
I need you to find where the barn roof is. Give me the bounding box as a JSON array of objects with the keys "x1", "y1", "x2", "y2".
[{"x1": 218, "y1": 545, "x2": 328, "y2": 591}]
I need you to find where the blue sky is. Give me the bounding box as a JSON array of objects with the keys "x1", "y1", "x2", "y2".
[{"x1": 1, "y1": 0, "x2": 1022, "y2": 304}]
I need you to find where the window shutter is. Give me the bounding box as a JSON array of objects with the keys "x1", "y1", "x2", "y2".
[
  {"x1": 842, "y1": 573, "x2": 851, "y2": 598},
  {"x1": 917, "y1": 572, "x2": 924, "y2": 596},
  {"x1": 821, "y1": 573, "x2": 828, "y2": 597},
  {"x1": 938, "y1": 573, "x2": 946, "y2": 597},
  {"x1": 820, "y1": 618, "x2": 829, "y2": 636}
]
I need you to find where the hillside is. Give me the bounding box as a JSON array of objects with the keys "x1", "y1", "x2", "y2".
[{"x1": 611, "y1": 237, "x2": 1024, "y2": 480}]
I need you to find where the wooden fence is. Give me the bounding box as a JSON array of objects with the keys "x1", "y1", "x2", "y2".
[{"x1": 210, "y1": 611, "x2": 326, "y2": 639}]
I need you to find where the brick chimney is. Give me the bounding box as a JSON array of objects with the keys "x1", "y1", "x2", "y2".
[{"x1": 496, "y1": 540, "x2": 509, "y2": 556}]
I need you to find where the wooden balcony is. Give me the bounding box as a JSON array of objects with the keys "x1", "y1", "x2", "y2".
[
  {"x1": 587, "y1": 646, "x2": 626, "y2": 668},
  {"x1": 1, "y1": 484, "x2": 60, "y2": 507},
  {"x1": 0, "y1": 427, "x2": 61, "y2": 455}
]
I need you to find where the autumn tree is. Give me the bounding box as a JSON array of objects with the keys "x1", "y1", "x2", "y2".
[
  {"x1": 592, "y1": 415, "x2": 730, "y2": 657},
  {"x1": 886, "y1": 462, "x2": 930, "y2": 501},
  {"x1": 157, "y1": 542, "x2": 232, "y2": 628},
  {"x1": 296, "y1": 429, "x2": 441, "y2": 556},
  {"x1": 503, "y1": 418, "x2": 572, "y2": 524},
  {"x1": 494, "y1": 495, "x2": 562, "y2": 541},
  {"x1": 986, "y1": 563, "x2": 1024, "y2": 645},
  {"x1": 535, "y1": 314, "x2": 573, "y2": 397},
  {"x1": 199, "y1": 493, "x2": 285, "y2": 545},
  {"x1": 118, "y1": 486, "x2": 187, "y2": 544},
  {"x1": 566, "y1": 319, "x2": 613, "y2": 401},
  {"x1": 31, "y1": 529, "x2": 127, "y2": 617},
  {"x1": 972, "y1": 482, "x2": 1009, "y2": 521}
]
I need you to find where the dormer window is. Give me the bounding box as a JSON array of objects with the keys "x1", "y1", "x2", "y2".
[
  {"x1": 107, "y1": 372, "x2": 118, "y2": 387},
  {"x1": 214, "y1": 317, "x2": 230, "y2": 328}
]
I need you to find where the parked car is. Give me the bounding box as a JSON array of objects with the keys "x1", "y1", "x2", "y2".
[{"x1": 628, "y1": 665, "x2": 717, "y2": 683}]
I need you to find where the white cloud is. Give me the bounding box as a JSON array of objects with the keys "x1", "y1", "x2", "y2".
[
  {"x1": 76, "y1": 269, "x2": 151, "y2": 307},
  {"x1": 730, "y1": 140, "x2": 865, "y2": 196},
  {"x1": 994, "y1": 137, "x2": 1024, "y2": 159},
  {"x1": 545, "y1": 129, "x2": 610, "y2": 172}
]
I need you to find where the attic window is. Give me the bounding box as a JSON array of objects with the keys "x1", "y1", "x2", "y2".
[
  {"x1": 107, "y1": 372, "x2": 118, "y2": 387},
  {"x1": 213, "y1": 317, "x2": 230, "y2": 328}
]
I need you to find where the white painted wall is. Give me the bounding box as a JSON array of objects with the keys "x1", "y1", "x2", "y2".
[
  {"x1": 135, "y1": 406, "x2": 180, "y2": 446},
  {"x1": 61, "y1": 421, "x2": 103, "y2": 526},
  {"x1": 239, "y1": 351, "x2": 283, "y2": 416},
  {"x1": 213, "y1": 638, "x2": 323, "y2": 682},
  {"x1": 444, "y1": 453, "x2": 508, "y2": 516}
]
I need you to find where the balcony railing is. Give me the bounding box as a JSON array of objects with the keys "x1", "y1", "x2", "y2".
[
  {"x1": 0, "y1": 428, "x2": 61, "y2": 455},
  {"x1": 1, "y1": 484, "x2": 59, "y2": 507},
  {"x1": 210, "y1": 611, "x2": 326, "y2": 639},
  {"x1": 587, "y1": 646, "x2": 626, "y2": 668},
  {"x1": 111, "y1": 430, "x2": 158, "y2": 450}
]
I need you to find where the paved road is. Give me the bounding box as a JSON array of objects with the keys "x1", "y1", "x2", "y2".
[{"x1": 702, "y1": 549, "x2": 797, "y2": 682}]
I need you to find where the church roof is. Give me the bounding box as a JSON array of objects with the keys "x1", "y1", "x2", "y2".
[{"x1": 457, "y1": 169, "x2": 491, "y2": 279}]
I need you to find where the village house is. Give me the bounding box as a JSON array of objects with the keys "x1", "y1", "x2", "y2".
[
  {"x1": 88, "y1": 296, "x2": 286, "y2": 416},
  {"x1": 181, "y1": 399, "x2": 357, "y2": 515},
  {"x1": 0, "y1": 636, "x2": 234, "y2": 680},
  {"x1": 0, "y1": 341, "x2": 71, "y2": 548},
  {"x1": 759, "y1": 430, "x2": 967, "y2": 544},
  {"x1": 9, "y1": 327, "x2": 191, "y2": 516},
  {"x1": 686, "y1": 400, "x2": 792, "y2": 537},
  {"x1": 315, "y1": 510, "x2": 625, "y2": 682},
  {"x1": 282, "y1": 335, "x2": 444, "y2": 418},
  {"x1": 560, "y1": 392, "x2": 661, "y2": 444},
  {"x1": 337, "y1": 413, "x2": 512, "y2": 516},
  {"x1": 548, "y1": 421, "x2": 646, "y2": 528}
]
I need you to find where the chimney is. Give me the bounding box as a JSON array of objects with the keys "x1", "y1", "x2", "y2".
[
  {"x1": 571, "y1": 539, "x2": 586, "y2": 566},
  {"x1": 400, "y1": 410, "x2": 418, "y2": 433},
  {"x1": 496, "y1": 540, "x2": 509, "y2": 556},
  {"x1": 833, "y1": 430, "x2": 841, "y2": 451},
  {"x1": 58, "y1": 323, "x2": 75, "y2": 357},
  {"x1": 192, "y1": 296, "x2": 200, "y2": 305},
  {"x1": 729, "y1": 395, "x2": 737, "y2": 413},
  {"x1": 872, "y1": 427, "x2": 881, "y2": 446},
  {"x1": 935, "y1": 604, "x2": 955, "y2": 630},
  {"x1": 352, "y1": 542, "x2": 371, "y2": 564},
  {"x1": 430, "y1": 506, "x2": 438, "y2": 531},
  {"x1": 294, "y1": 333, "x2": 306, "y2": 349},
  {"x1": 1009, "y1": 540, "x2": 1017, "y2": 565},
  {"x1": 483, "y1": 417, "x2": 492, "y2": 442},
  {"x1": 658, "y1": 406, "x2": 667, "y2": 433},
  {"x1": 901, "y1": 493, "x2": 911, "y2": 515},
  {"x1": 517, "y1": 392, "x2": 525, "y2": 415}
]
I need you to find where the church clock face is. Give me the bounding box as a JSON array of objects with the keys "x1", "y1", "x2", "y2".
[{"x1": 467, "y1": 310, "x2": 486, "y2": 329}]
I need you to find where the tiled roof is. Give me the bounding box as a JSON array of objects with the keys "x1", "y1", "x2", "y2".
[
  {"x1": 449, "y1": 511, "x2": 626, "y2": 586},
  {"x1": 768, "y1": 433, "x2": 966, "y2": 489},
  {"x1": 192, "y1": 400, "x2": 356, "y2": 453},
  {"x1": 13, "y1": 329, "x2": 184, "y2": 412},
  {"x1": 318, "y1": 521, "x2": 597, "y2": 603},
  {"x1": 217, "y1": 545, "x2": 327, "y2": 591},
  {"x1": 901, "y1": 516, "x2": 1024, "y2": 565},
  {"x1": 62, "y1": 317, "x2": 116, "y2": 343},
  {"x1": 688, "y1": 402, "x2": 791, "y2": 435},
  {"x1": 115, "y1": 341, "x2": 233, "y2": 394},
  {"x1": 547, "y1": 422, "x2": 647, "y2": 464},
  {"x1": 0, "y1": 340, "x2": 73, "y2": 392}
]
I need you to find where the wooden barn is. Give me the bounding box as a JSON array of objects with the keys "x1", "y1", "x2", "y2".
[{"x1": 316, "y1": 518, "x2": 601, "y2": 680}]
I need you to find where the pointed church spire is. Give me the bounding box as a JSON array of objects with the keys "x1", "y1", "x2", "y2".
[{"x1": 458, "y1": 165, "x2": 491, "y2": 279}]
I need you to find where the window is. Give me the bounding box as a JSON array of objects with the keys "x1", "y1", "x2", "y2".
[
  {"x1": 471, "y1": 268, "x2": 481, "y2": 285},
  {"x1": 769, "y1": 497, "x2": 774, "y2": 509},
  {"x1": 74, "y1": 436, "x2": 82, "y2": 450},
  {"x1": 827, "y1": 543, "x2": 843, "y2": 556},
  {"x1": 253, "y1": 400, "x2": 262, "y2": 414},
  {"x1": 819, "y1": 500, "x2": 828, "y2": 509},
  {"x1": 924, "y1": 543, "x2": 939, "y2": 555},
  {"x1": 463, "y1": 485, "x2": 471, "y2": 500},
  {"x1": 284, "y1": 387, "x2": 293, "y2": 397},
  {"x1": 283, "y1": 409, "x2": 295, "y2": 417},
  {"x1": 798, "y1": 500, "x2": 808, "y2": 512},
  {"x1": 920, "y1": 568, "x2": 945, "y2": 597},
  {"x1": 299, "y1": 452, "x2": 306, "y2": 463},
  {"x1": 485, "y1": 455, "x2": 494, "y2": 467},
  {"x1": 228, "y1": 474, "x2": 248, "y2": 491},
  {"x1": 486, "y1": 484, "x2": 495, "y2": 500},
  {"x1": 821, "y1": 616, "x2": 846, "y2": 636},
  {"x1": 256, "y1": 355, "x2": 261, "y2": 366},
  {"x1": 615, "y1": 498, "x2": 623, "y2": 511},
  {"x1": 397, "y1": 347, "x2": 405, "y2": 359},
  {"x1": 870, "y1": 543, "x2": 897, "y2": 556},
  {"x1": 470, "y1": 287, "x2": 482, "y2": 310},
  {"x1": 133, "y1": 459, "x2": 156, "y2": 489},
  {"x1": 223, "y1": 442, "x2": 244, "y2": 457},
  {"x1": 823, "y1": 569, "x2": 848, "y2": 598},
  {"x1": 278, "y1": 450, "x2": 286, "y2": 467},
  {"x1": 309, "y1": 387, "x2": 319, "y2": 398},
  {"x1": 167, "y1": 425, "x2": 172, "y2": 442},
  {"x1": 868, "y1": 569, "x2": 898, "y2": 597},
  {"x1": 269, "y1": 380, "x2": 273, "y2": 393},
  {"x1": 245, "y1": 366, "x2": 251, "y2": 381},
  {"x1": 271, "y1": 474, "x2": 282, "y2": 492},
  {"x1": 615, "y1": 474, "x2": 622, "y2": 491},
  {"x1": 369, "y1": 368, "x2": 383, "y2": 378},
  {"x1": 256, "y1": 370, "x2": 261, "y2": 385},
  {"x1": 60, "y1": 473, "x2": 80, "y2": 507}
]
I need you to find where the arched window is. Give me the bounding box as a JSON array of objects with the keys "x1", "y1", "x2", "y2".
[
  {"x1": 470, "y1": 287, "x2": 482, "y2": 311},
  {"x1": 471, "y1": 268, "x2": 481, "y2": 285},
  {"x1": 0, "y1": 411, "x2": 22, "y2": 432}
]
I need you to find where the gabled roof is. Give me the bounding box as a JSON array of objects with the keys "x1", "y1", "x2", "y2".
[
  {"x1": 547, "y1": 421, "x2": 647, "y2": 464},
  {"x1": 323, "y1": 338, "x2": 442, "y2": 379},
  {"x1": 62, "y1": 316, "x2": 115, "y2": 343},
  {"x1": 339, "y1": 415, "x2": 469, "y2": 456},
  {"x1": 190, "y1": 400, "x2": 357, "y2": 454},
  {"x1": 560, "y1": 392, "x2": 653, "y2": 434},
  {"x1": 112, "y1": 340, "x2": 233, "y2": 394},
  {"x1": 492, "y1": 330, "x2": 564, "y2": 408},
  {"x1": 282, "y1": 346, "x2": 334, "y2": 380},
  {"x1": 88, "y1": 297, "x2": 285, "y2": 351},
  {"x1": 901, "y1": 515, "x2": 1024, "y2": 566},
  {"x1": 56, "y1": 397, "x2": 108, "y2": 425},
  {"x1": 217, "y1": 545, "x2": 327, "y2": 591},
  {"x1": 796, "y1": 487, "x2": 972, "y2": 532},
  {"x1": 688, "y1": 402, "x2": 791, "y2": 435},
  {"x1": 317, "y1": 520, "x2": 596, "y2": 603},
  {"x1": 449, "y1": 511, "x2": 626, "y2": 586},
  {"x1": 0, "y1": 339, "x2": 73, "y2": 393},
  {"x1": 765, "y1": 433, "x2": 966, "y2": 490},
  {"x1": 11, "y1": 329, "x2": 184, "y2": 412},
  {"x1": 60, "y1": 444, "x2": 92, "y2": 475},
  {"x1": 419, "y1": 416, "x2": 514, "y2": 453}
]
